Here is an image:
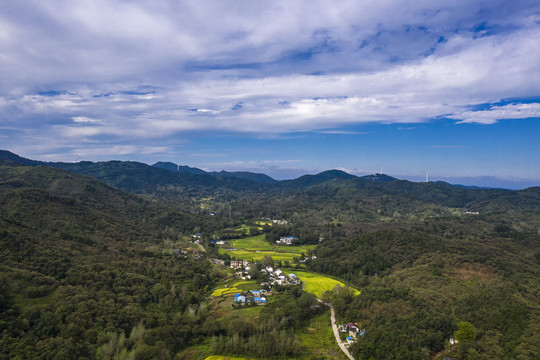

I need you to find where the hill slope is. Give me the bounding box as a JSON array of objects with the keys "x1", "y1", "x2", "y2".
[
  {"x1": 0, "y1": 162, "x2": 220, "y2": 359},
  {"x1": 0, "y1": 150, "x2": 269, "y2": 194}
]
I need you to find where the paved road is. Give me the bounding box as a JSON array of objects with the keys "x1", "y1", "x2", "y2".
[
  {"x1": 330, "y1": 305, "x2": 355, "y2": 360},
  {"x1": 317, "y1": 299, "x2": 355, "y2": 360},
  {"x1": 194, "y1": 239, "x2": 205, "y2": 252}
]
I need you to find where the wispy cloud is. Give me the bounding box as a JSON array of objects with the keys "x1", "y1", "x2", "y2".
[
  {"x1": 448, "y1": 103, "x2": 540, "y2": 124},
  {"x1": 72, "y1": 116, "x2": 104, "y2": 124}
]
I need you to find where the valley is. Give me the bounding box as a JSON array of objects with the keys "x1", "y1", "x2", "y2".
[{"x1": 1, "y1": 151, "x2": 540, "y2": 359}]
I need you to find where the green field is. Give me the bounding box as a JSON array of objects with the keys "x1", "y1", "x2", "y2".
[
  {"x1": 221, "y1": 234, "x2": 317, "y2": 262},
  {"x1": 232, "y1": 235, "x2": 273, "y2": 250},
  {"x1": 211, "y1": 280, "x2": 258, "y2": 297},
  {"x1": 298, "y1": 311, "x2": 342, "y2": 359},
  {"x1": 290, "y1": 270, "x2": 361, "y2": 297},
  {"x1": 255, "y1": 220, "x2": 272, "y2": 226},
  {"x1": 220, "y1": 249, "x2": 301, "y2": 262}
]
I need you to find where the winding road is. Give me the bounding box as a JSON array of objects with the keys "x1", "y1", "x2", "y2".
[{"x1": 318, "y1": 299, "x2": 355, "y2": 360}]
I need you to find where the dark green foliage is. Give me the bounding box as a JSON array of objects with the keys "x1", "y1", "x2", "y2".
[
  {"x1": 2, "y1": 152, "x2": 540, "y2": 359},
  {"x1": 0, "y1": 163, "x2": 217, "y2": 359},
  {"x1": 208, "y1": 291, "x2": 322, "y2": 358},
  {"x1": 311, "y1": 218, "x2": 540, "y2": 359}
]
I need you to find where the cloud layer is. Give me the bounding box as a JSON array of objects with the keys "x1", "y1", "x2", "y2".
[{"x1": 1, "y1": 0, "x2": 539, "y2": 166}]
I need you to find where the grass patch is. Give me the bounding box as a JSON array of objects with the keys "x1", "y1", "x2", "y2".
[
  {"x1": 255, "y1": 220, "x2": 272, "y2": 226},
  {"x1": 291, "y1": 270, "x2": 361, "y2": 298},
  {"x1": 211, "y1": 280, "x2": 258, "y2": 297},
  {"x1": 232, "y1": 235, "x2": 273, "y2": 251},
  {"x1": 224, "y1": 250, "x2": 301, "y2": 262},
  {"x1": 298, "y1": 311, "x2": 342, "y2": 359},
  {"x1": 221, "y1": 234, "x2": 317, "y2": 262},
  {"x1": 276, "y1": 244, "x2": 317, "y2": 253}
]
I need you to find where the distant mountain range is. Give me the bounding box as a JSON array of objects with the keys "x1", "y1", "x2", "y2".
[
  {"x1": 152, "y1": 161, "x2": 277, "y2": 183},
  {"x1": 1, "y1": 150, "x2": 378, "y2": 192},
  {"x1": 2, "y1": 150, "x2": 538, "y2": 212}
]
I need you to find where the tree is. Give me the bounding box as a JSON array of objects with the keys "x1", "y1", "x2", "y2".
[
  {"x1": 261, "y1": 255, "x2": 274, "y2": 267},
  {"x1": 455, "y1": 321, "x2": 477, "y2": 343}
]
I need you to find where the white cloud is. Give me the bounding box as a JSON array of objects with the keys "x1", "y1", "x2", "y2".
[
  {"x1": 72, "y1": 116, "x2": 104, "y2": 124},
  {"x1": 1, "y1": 0, "x2": 540, "y2": 160},
  {"x1": 73, "y1": 145, "x2": 169, "y2": 157},
  {"x1": 448, "y1": 103, "x2": 540, "y2": 124}
]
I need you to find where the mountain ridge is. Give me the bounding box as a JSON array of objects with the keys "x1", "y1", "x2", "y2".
[{"x1": 2, "y1": 150, "x2": 537, "y2": 194}]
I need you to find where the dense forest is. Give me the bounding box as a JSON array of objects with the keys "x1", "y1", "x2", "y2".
[
  {"x1": 1, "y1": 152, "x2": 540, "y2": 359},
  {"x1": 0, "y1": 163, "x2": 224, "y2": 359}
]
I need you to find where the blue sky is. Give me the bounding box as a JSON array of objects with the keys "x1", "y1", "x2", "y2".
[{"x1": 1, "y1": 1, "x2": 540, "y2": 188}]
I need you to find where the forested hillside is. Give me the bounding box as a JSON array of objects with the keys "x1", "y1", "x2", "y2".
[
  {"x1": 1, "y1": 152, "x2": 540, "y2": 359},
  {"x1": 0, "y1": 162, "x2": 225, "y2": 359},
  {"x1": 312, "y1": 220, "x2": 540, "y2": 359}
]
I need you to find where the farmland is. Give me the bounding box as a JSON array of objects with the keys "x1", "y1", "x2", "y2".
[
  {"x1": 219, "y1": 234, "x2": 317, "y2": 262},
  {"x1": 231, "y1": 234, "x2": 273, "y2": 250},
  {"x1": 211, "y1": 280, "x2": 258, "y2": 297},
  {"x1": 289, "y1": 270, "x2": 361, "y2": 297}
]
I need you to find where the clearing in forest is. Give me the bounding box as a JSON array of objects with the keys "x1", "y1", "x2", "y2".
[
  {"x1": 220, "y1": 234, "x2": 317, "y2": 262},
  {"x1": 232, "y1": 235, "x2": 273, "y2": 250},
  {"x1": 291, "y1": 270, "x2": 361, "y2": 298}
]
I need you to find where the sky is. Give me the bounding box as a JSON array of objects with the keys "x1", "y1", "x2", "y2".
[{"x1": 1, "y1": 1, "x2": 540, "y2": 188}]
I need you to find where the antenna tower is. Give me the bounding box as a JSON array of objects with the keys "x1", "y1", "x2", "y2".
[{"x1": 426, "y1": 172, "x2": 429, "y2": 183}]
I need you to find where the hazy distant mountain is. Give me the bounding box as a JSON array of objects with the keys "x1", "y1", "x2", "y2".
[
  {"x1": 2, "y1": 151, "x2": 537, "y2": 207},
  {"x1": 0, "y1": 150, "x2": 267, "y2": 194}
]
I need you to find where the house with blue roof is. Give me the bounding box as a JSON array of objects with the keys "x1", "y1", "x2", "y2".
[
  {"x1": 254, "y1": 296, "x2": 267, "y2": 305},
  {"x1": 234, "y1": 294, "x2": 246, "y2": 303}
]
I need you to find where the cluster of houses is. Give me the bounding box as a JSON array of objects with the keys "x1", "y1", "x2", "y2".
[
  {"x1": 210, "y1": 258, "x2": 225, "y2": 266},
  {"x1": 261, "y1": 266, "x2": 300, "y2": 286},
  {"x1": 338, "y1": 323, "x2": 365, "y2": 345},
  {"x1": 211, "y1": 237, "x2": 226, "y2": 245},
  {"x1": 276, "y1": 236, "x2": 297, "y2": 245},
  {"x1": 230, "y1": 260, "x2": 250, "y2": 269},
  {"x1": 233, "y1": 289, "x2": 269, "y2": 306},
  {"x1": 260, "y1": 218, "x2": 288, "y2": 225}
]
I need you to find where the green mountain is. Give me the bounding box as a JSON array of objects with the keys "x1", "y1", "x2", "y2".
[
  {"x1": 208, "y1": 170, "x2": 277, "y2": 184},
  {"x1": 0, "y1": 150, "x2": 269, "y2": 194},
  {"x1": 0, "y1": 161, "x2": 224, "y2": 359},
  {"x1": 278, "y1": 169, "x2": 357, "y2": 188},
  {"x1": 2, "y1": 151, "x2": 540, "y2": 359},
  {"x1": 152, "y1": 161, "x2": 277, "y2": 183},
  {"x1": 152, "y1": 161, "x2": 207, "y2": 175}
]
